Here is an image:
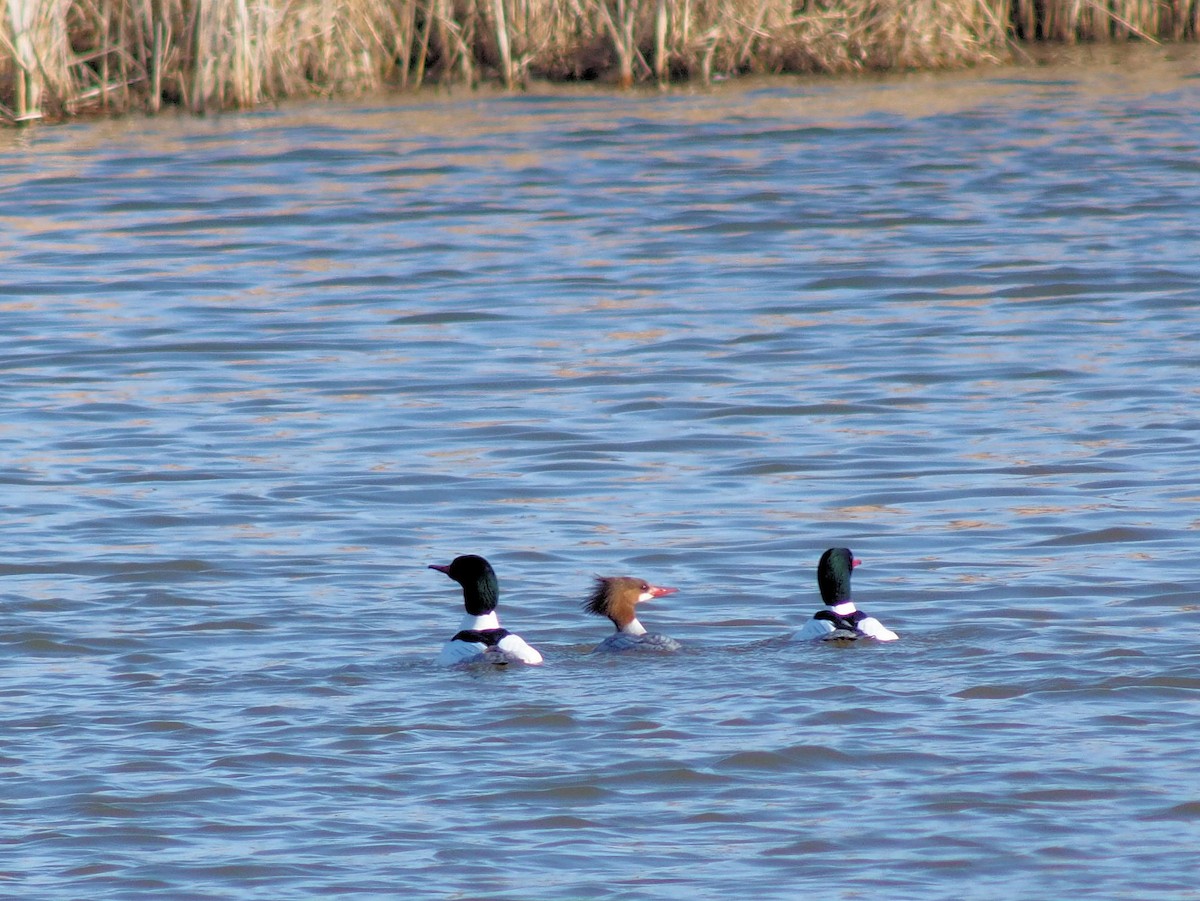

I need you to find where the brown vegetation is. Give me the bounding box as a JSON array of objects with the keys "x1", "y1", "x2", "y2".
[{"x1": 0, "y1": 0, "x2": 1195, "y2": 123}]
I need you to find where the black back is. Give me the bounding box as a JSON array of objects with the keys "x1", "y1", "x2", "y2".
[
  {"x1": 814, "y1": 607, "x2": 868, "y2": 633},
  {"x1": 451, "y1": 627, "x2": 511, "y2": 646}
]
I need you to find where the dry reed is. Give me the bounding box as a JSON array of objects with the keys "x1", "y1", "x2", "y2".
[{"x1": 1, "y1": 0, "x2": 1196, "y2": 123}]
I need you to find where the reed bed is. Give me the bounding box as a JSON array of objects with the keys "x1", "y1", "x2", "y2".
[{"x1": 1, "y1": 0, "x2": 1196, "y2": 122}]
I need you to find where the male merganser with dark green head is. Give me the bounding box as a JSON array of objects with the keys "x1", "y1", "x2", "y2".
[
  {"x1": 794, "y1": 548, "x2": 898, "y2": 642},
  {"x1": 584, "y1": 576, "x2": 681, "y2": 652},
  {"x1": 429, "y1": 555, "x2": 543, "y2": 665}
]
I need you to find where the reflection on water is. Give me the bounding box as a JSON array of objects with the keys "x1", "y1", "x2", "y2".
[{"x1": 2, "y1": 48, "x2": 1199, "y2": 900}]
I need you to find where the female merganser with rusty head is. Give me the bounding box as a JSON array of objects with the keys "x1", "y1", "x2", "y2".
[
  {"x1": 794, "y1": 547, "x2": 898, "y2": 642},
  {"x1": 429, "y1": 554, "x2": 543, "y2": 665},
  {"x1": 584, "y1": 576, "x2": 681, "y2": 652}
]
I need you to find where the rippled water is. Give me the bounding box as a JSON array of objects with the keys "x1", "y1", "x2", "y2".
[{"x1": 3, "y1": 49, "x2": 1199, "y2": 899}]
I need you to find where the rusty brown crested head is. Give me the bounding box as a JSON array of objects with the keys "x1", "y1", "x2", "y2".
[{"x1": 584, "y1": 576, "x2": 678, "y2": 633}]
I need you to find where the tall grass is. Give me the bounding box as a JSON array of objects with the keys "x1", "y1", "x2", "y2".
[{"x1": 1, "y1": 0, "x2": 1195, "y2": 122}]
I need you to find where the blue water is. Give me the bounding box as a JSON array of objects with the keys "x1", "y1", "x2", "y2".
[{"x1": 2, "y1": 49, "x2": 1199, "y2": 899}]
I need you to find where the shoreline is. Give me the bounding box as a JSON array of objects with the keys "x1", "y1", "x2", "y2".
[{"x1": 1, "y1": 0, "x2": 1196, "y2": 126}]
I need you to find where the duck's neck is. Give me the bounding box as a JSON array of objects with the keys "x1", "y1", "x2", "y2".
[
  {"x1": 827, "y1": 601, "x2": 856, "y2": 615},
  {"x1": 459, "y1": 611, "x2": 501, "y2": 631},
  {"x1": 618, "y1": 617, "x2": 647, "y2": 636}
]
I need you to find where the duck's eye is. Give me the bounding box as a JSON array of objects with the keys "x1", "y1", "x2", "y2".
[{"x1": 639, "y1": 583, "x2": 649, "y2": 591}]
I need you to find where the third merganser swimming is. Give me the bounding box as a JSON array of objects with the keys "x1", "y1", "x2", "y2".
[
  {"x1": 794, "y1": 548, "x2": 898, "y2": 642},
  {"x1": 584, "y1": 576, "x2": 681, "y2": 652},
  {"x1": 429, "y1": 554, "x2": 543, "y2": 665}
]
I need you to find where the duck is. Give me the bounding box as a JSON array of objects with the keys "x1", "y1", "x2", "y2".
[
  {"x1": 429, "y1": 554, "x2": 543, "y2": 665},
  {"x1": 794, "y1": 547, "x2": 898, "y2": 642},
  {"x1": 584, "y1": 576, "x2": 681, "y2": 652}
]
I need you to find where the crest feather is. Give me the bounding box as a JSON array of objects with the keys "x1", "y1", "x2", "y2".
[{"x1": 584, "y1": 576, "x2": 613, "y2": 617}]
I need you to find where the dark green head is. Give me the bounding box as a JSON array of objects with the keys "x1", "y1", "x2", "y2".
[
  {"x1": 429, "y1": 554, "x2": 499, "y2": 615},
  {"x1": 817, "y1": 547, "x2": 860, "y2": 605}
]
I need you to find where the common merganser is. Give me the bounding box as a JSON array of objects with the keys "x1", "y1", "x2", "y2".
[
  {"x1": 429, "y1": 555, "x2": 543, "y2": 665},
  {"x1": 584, "y1": 576, "x2": 681, "y2": 652},
  {"x1": 794, "y1": 548, "x2": 898, "y2": 642}
]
